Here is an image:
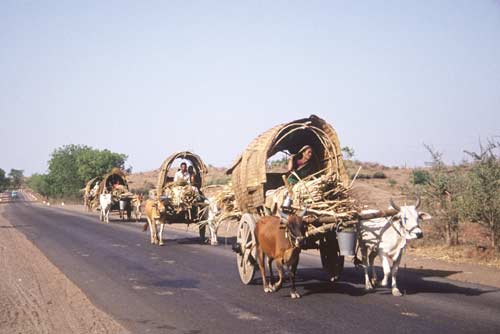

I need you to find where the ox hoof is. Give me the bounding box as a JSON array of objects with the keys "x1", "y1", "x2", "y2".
[
  {"x1": 392, "y1": 288, "x2": 403, "y2": 297},
  {"x1": 290, "y1": 292, "x2": 301, "y2": 299},
  {"x1": 210, "y1": 240, "x2": 218, "y2": 246},
  {"x1": 264, "y1": 287, "x2": 273, "y2": 293},
  {"x1": 364, "y1": 284, "x2": 374, "y2": 292},
  {"x1": 370, "y1": 278, "x2": 378, "y2": 287},
  {"x1": 159, "y1": 241, "x2": 165, "y2": 246}
]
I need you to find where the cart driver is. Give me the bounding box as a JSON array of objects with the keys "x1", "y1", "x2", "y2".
[
  {"x1": 287, "y1": 145, "x2": 318, "y2": 185},
  {"x1": 174, "y1": 162, "x2": 191, "y2": 184}
]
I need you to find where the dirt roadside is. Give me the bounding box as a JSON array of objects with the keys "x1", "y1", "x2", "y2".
[{"x1": 0, "y1": 205, "x2": 129, "y2": 334}]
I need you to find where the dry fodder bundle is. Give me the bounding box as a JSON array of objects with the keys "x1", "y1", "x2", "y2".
[
  {"x1": 212, "y1": 183, "x2": 241, "y2": 218},
  {"x1": 111, "y1": 185, "x2": 134, "y2": 202},
  {"x1": 162, "y1": 184, "x2": 199, "y2": 212},
  {"x1": 290, "y1": 173, "x2": 358, "y2": 221}
]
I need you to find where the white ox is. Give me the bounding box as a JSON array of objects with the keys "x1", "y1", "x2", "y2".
[
  {"x1": 358, "y1": 199, "x2": 431, "y2": 296},
  {"x1": 204, "y1": 197, "x2": 220, "y2": 245},
  {"x1": 99, "y1": 194, "x2": 112, "y2": 223}
]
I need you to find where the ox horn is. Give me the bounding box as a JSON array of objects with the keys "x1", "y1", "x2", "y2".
[
  {"x1": 390, "y1": 198, "x2": 401, "y2": 211},
  {"x1": 415, "y1": 196, "x2": 421, "y2": 209}
]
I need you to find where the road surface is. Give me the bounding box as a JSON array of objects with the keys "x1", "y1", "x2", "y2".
[{"x1": 3, "y1": 197, "x2": 500, "y2": 334}]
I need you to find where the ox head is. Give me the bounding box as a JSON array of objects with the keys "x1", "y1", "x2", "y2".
[
  {"x1": 154, "y1": 198, "x2": 167, "y2": 215},
  {"x1": 390, "y1": 198, "x2": 432, "y2": 240},
  {"x1": 279, "y1": 208, "x2": 308, "y2": 248}
]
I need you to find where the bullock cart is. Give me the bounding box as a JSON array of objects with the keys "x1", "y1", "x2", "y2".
[
  {"x1": 98, "y1": 168, "x2": 134, "y2": 221},
  {"x1": 153, "y1": 151, "x2": 211, "y2": 241},
  {"x1": 227, "y1": 115, "x2": 360, "y2": 284},
  {"x1": 82, "y1": 176, "x2": 102, "y2": 211}
]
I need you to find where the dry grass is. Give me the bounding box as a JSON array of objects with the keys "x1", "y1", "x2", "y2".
[{"x1": 407, "y1": 244, "x2": 500, "y2": 269}]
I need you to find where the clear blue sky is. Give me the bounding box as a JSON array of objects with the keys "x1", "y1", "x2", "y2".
[{"x1": 1, "y1": 1, "x2": 499, "y2": 175}]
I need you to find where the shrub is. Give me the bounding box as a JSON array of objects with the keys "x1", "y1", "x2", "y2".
[
  {"x1": 388, "y1": 179, "x2": 397, "y2": 187},
  {"x1": 372, "y1": 171, "x2": 387, "y2": 179},
  {"x1": 411, "y1": 169, "x2": 431, "y2": 185}
]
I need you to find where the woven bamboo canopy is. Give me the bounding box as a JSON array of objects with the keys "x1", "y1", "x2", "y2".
[
  {"x1": 84, "y1": 176, "x2": 102, "y2": 194},
  {"x1": 98, "y1": 168, "x2": 129, "y2": 194},
  {"x1": 227, "y1": 115, "x2": 349, "y2": 212},
  {"x1": 156, "y1": 151, "x2": 208, "y2": 193}
]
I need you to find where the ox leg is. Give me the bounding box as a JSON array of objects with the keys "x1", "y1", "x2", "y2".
[
  {"x1": 289, "y1": 260, "x2": 301, "y2": 299},
  {"x1": 390, "y1": 253, "x2": 403, "y2": 296},
  {"x1": 362, "y1": 248, "x2": 374, "y2": 291},
  {"x1": 268, "y1": 257, "x2": 274, "y2": 289},
  {"x1": 369, "y1": 251, "x2": 378, "y2": 287},
  {"x1": 147, "y1": 218, "x2": 158, "y2": 244},
  {"x1": 380, "y1": 253, "x2": 391, "y2": 288},
  {"x1": 208, "y1": 221, "x2": 218, "y2": 246},
  {"x1": 273, "y1": 261, "x2": 284, "y2": 292},
  {"x1": 158, "y1": 223, "x2": 165, "y2": 246},
  {"x1": 257, "y1": 247, "x2": 271, "y2": 293}
]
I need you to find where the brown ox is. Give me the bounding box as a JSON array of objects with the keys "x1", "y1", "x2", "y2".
[
  {"x1": 255, "y1": 211, "x2": 307, "y2": 299},
  {"x1": 143, "y1": 199, "x2": 167, "y2": 246}
]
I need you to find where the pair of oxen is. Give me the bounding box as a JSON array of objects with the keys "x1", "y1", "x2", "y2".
[{"x1": 254, "y1": 199, "x2": 430, "y2": 299}]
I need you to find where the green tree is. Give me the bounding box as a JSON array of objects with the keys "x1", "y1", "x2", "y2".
[
  {"x1": 26, "y1": 174, "x2": 50, "y2": 198},
  {"x1": 0, "y1": 168, "x2": 10, "y2": 192},
  {"x1": 46, "y1": 144, "x2": 127, "y2": 199},
  {"x1": 342, "y1": 146, "x2": 355, "y2": 160},
  {"x1": 8, "y1": 169, "x2": 24, "y2": 188},
  {"x1": 462, "y1": 140, "x2": 500, "y2": 249}
]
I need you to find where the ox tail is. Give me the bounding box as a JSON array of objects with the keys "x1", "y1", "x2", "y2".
[{"x1": 142, "y1": 222, "x2": 148, "y2": 232}]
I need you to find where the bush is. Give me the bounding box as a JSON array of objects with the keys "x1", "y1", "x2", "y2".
[
  {"x1": 411, "y1": 169, "x2": 431, "y2": 185},
  {"x1": 372, "y1": 171, "x2": 387, "y2": 179},
  {"x1": 388, "y1": 179, "x2": 397, "y2": 187}
]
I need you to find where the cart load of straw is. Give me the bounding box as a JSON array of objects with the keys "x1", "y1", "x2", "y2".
[
  {"x1": 291, "y1": 173, "x2": 357, "y2": 220},
  {"x1": 161, "y1": 183, "x2": 200, "y2": 213},
  {"x1": 111, "y1": 184, "x2": 134, "y2": 202},
  {"x1": 211, "y1": 183, "x2": 241, "y2": 218}
]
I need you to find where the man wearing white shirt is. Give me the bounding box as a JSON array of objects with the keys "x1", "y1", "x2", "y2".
[{"x1": 174, "y1": 162, "x2": 190, "y2": 184}]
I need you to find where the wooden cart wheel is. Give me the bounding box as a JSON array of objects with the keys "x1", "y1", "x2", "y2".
[
  {"x1": 236, "y1": 214, "x2": 257, "y2": 285},
  {"x1": 319, "y1": 230, "x2": 344, "y2": 281}
]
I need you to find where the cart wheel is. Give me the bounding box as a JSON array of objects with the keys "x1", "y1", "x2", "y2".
[
  {"x1": 236, "y1": 214, "x2": 257, "y2": 285},
  {"x1": 319, "y1": 230, "x2": 344, "y2": 281}
]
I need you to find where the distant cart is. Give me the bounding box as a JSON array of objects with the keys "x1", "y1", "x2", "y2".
[
  {"x1": 97, "y1": 168, "x2": 134, "y2": 222},
  {"x1": 227, "y1": 115, "x2": 359, "y2": 284},
  {"x1": 82, "y1": 176, "x2": 102, "y2": 211},
  {"x1": 154, "y1": 151, "x2": 210, "y2": 241}
]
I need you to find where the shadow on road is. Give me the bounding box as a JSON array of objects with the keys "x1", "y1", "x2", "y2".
[{"x1": 294, "y1": 267, "x2": 500, "y2": 297}]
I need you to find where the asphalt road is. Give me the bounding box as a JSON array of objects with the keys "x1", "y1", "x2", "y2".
[{"x1": 3, "y1": 197, "x2": 500, "y2": 334}]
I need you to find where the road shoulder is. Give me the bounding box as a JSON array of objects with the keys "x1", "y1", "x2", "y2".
[{"x1": 0, "y1": 205, "x2": 129, "y2": 334}]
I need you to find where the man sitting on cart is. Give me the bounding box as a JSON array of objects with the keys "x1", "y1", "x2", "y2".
[
  {"x1": 287, "y1": 145, "x2": 319, "y2": 185},
  {"x1": 174, "y1": 162, "x2": 191, "y2": 185}
]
